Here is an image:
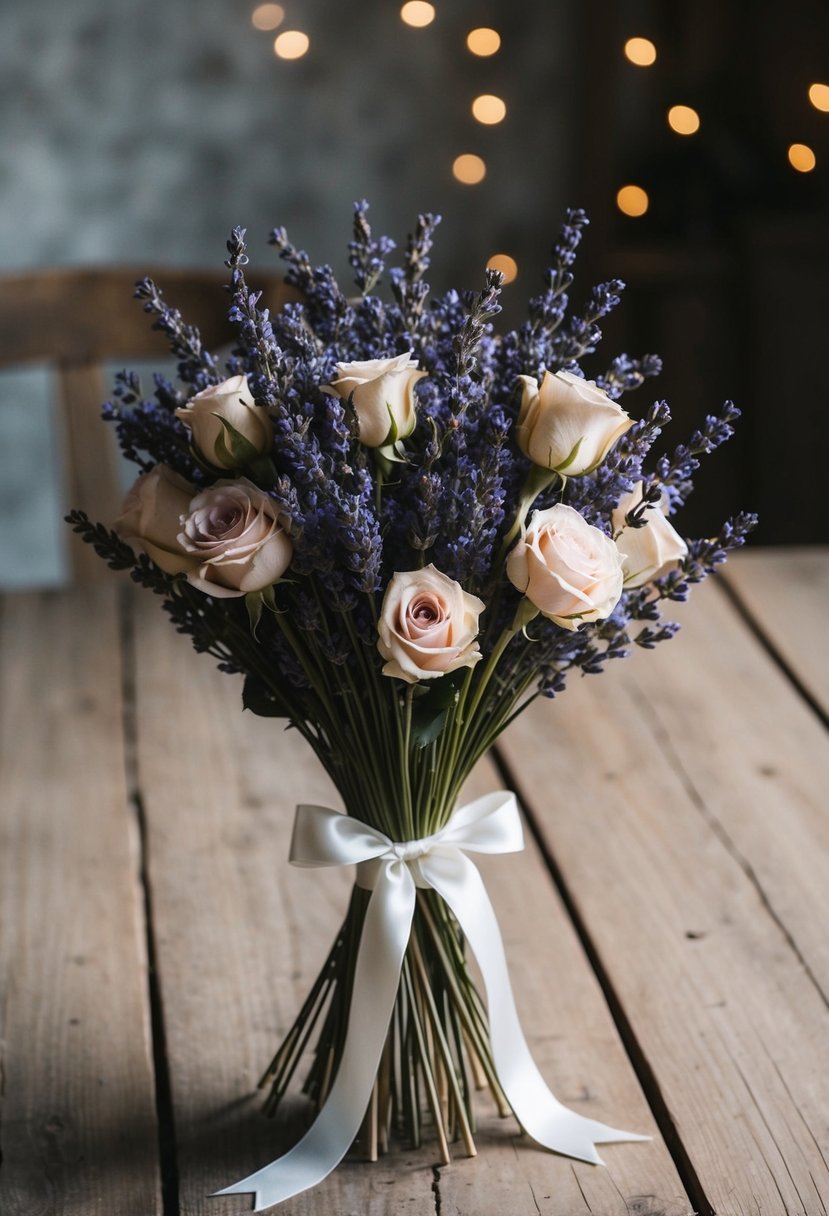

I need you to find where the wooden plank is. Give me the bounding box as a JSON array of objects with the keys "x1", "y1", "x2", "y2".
[
  {"x1": 497, "y1": 575, "x2": 829, "y2": 1216},
  {"x1": 723, "y1": 546, "x2": 829, "y2": 719},
  {"x1": 0, "y1": 588, "x2": 161, "y2": 1216},
  {"x1": 130, "y1": 591, "x2": 692, "y2": 1215}
]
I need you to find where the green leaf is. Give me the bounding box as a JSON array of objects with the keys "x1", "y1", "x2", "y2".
[
  {"x1": 410, "y1": 674, "x2": 462, "y2": 748},
  {"x1": 214, "y1": 415, "x2": 262, "y2": 468},
  {"x1": 245, "y1": 591, "x2": 264, "y2": 637},
  {"x1": 242, "y1": 674, "x2": 287, "y2": 718}
]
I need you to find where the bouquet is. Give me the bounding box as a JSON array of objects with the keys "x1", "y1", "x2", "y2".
[{"x1": 68, "y1": 204, "x2": 755, "y2": 1210}]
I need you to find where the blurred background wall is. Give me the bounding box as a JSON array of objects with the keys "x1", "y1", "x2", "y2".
[{"x1": 1, "y1": 0, "x2": 827, "y2": 586}]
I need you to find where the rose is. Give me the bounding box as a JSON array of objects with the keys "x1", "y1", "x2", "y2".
[
  {"x1": 115, "y1": 464, "x2": 200, "y2": 575},
  {"x1": 175, "y1": 374, "x2": 273, "y2": 468},
  {"x1": 506, "y1": 503, "x2": 624, "y2": 630},
  {"x1": 377, "y1": 565, "x2": 485, "y2": 683},
  {"x1": 177, "y1": 479, "x2": 292, "y2": 598},
  {"x1": 322, "y1": 352, "x2": 427, "y2": 448},
  {"x1": 612, "y1": 483, "x2": 688, "y2": 587},
  {"x1": 515, "y1": 370, "x2": 633, "y2": 476}
]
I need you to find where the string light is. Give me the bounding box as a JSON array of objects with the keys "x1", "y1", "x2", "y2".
[
  {"x1": 467, "y1": 27, "x2": 500, "y2": 56},
  {"x1": 486, "y1": 253, "x2": 517, "y2": 283},
  {"x1": 400, "y1": 2, "x2": 435, "y2": 27},
  {"x1": 471, "y1": 94, "x2": 506, "y2": 125},
  {"x1": 667, "y1": 104, "x2": 700, "y2": 135},
  {"x1": 251, "y1": 4, "x2": 285, "y2": 31},
  {"x1": 624, "y1": 37, "x2": 657, "y2": 67},
  {"x1": 452, "y1": 154, "x2": 486, "y2": 185},
  {"x1": 274, "y1": 30, "x2": 310, "y2": 59},
  {"x1": 808, "y1": 83, "x2": 829, "y2": 112},
  {"x1": 788, "y1": 143, "x2": 816, "y2": 172},
  {"x1": 616, "y1": 185, "x2": 649, "y2": 217}
]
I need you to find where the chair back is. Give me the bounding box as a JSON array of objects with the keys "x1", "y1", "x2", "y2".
[{"x1": 0, "y1": 267, "x2": 293, "y2": 581}]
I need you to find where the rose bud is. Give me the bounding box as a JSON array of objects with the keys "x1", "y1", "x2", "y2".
[
  {"x1": 612, "y1": 482, "x2": 688, "y2": 587},
  {"x1": 175, "y1": 374, "x2": 273, "y2": 469},
  {"x1": 115, "y1": 464, "x2": 199, "y2": 575},
  {"x1": 322, "y1": 352, "x2": 427, "y2": 448},
  {"x1": 506, "y1": 503, "x2": 624, "y2": 630},
  {"x1": 377, "y1": 565, "x2": 485, "y2": 683},
  {"x1": 177, "y1": 478, "x2": 292, "y2": 598},
  {"x1": 515, "y1": 370, "x2": 633, "y2": 476}
]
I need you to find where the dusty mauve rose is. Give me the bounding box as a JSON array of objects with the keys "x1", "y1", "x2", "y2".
[
  {"x1": 175, "y1": 374, "x2": 273, "y2": 468},
  {"x1": 177, "y1": 478, "x2": 292, "y2": 598},
  {"x1": 515, "y1": 370, "x2": 633, "y2": 476},
  {"x1": 115, "y1": 464, "x2": 199, "y2": 575},
  {"x1": 506, "y1": 503, "x2": 624, "y2": 630},
  {"x1": 612, "y1": 483, "x2": 688, "y2": 587},
  {"x1": 377, "y1": 565, "x2": 485, "y2": 683},
  {"x1": 322, "y1": 352, "x2": 427, "y2": 448}
]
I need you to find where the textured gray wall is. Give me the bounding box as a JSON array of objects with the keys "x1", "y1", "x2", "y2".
[{"x1": 1, "y1": 0, "x2": 575, "y2": 585}]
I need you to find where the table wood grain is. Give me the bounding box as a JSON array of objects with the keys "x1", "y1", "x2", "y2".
[{"x1": 1, "y1": 548, "x2": 827, "y2": 1216}]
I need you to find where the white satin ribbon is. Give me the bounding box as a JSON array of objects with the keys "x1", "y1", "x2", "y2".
[{"x1": 215, "y1": 791, "x2": 647, "y2": 1211}]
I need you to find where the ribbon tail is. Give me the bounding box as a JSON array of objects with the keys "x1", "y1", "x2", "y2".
[
  {"x1": 216, "y1": 862, "x2": 416, "y2": 1211},
  {"x1": 424, "y1": 852, "x2": 649, "y2": 1165}
]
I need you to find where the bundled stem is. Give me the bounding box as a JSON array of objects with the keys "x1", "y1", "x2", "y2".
[{"x1": 259, "y1": 888, "x2": 508, "y2": 1158}]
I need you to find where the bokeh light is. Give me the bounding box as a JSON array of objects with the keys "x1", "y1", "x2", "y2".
[
  {"x1": 808, "y1": 83, "x2": 829, "y2": 112},
  {"x1": 788, "y1": 143, "x2": 816, "y2": 172},
  {"x1": 667, "y1": 104, "x2": 701, "y2": 135},
  {"x1": 616, "y1": 185, "x2": 649, "y2": 217},
  {"x1": 401, "y1": 2, "x2": 435, "y2": 27},
  {"x1": 624, "y1": 37, "x2": 657, "y2": 66},
  {"x1": 453, "y1": 154, "x2": 487, "y2": 185},
  {"x1": 274, "y1": 31, "x2": 310, "y2": 59},
  {"x1": 471, "y1": 94, "x2": 507, "y2": 125},
  {"x1": 251, "y1": 4, "x2": 285, "y2": 31},
  {"x1": 486, "y1": 253, "x2": 518, "y2": 283},
  {"x1": 467, "y1": 27, "x2": 501, "y2": 57}
]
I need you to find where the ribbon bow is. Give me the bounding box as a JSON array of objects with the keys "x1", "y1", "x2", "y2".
[{"x1": 216, "y1": 791, "x2": 646, "y2": 1210}]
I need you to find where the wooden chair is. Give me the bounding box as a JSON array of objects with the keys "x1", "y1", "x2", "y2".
[{"x1": 0, "y1": 267, "x2": 295, "y2": 581}]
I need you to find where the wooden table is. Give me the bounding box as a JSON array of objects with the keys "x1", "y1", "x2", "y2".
[{"x1": 2, "y1": 548, "x2": 828, "y2": 1216}]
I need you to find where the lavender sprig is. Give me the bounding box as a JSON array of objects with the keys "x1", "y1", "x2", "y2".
[{"x1": 133, "y1": 277, "x2": 219, "y2": 390}]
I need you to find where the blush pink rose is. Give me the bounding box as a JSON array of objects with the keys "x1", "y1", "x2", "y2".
[
  {"x1": 377, "y1": 565, "x2": 485, "y2": 683},
  {"x1": 175, "y1": 374, "x2": 273, "y2": 469},
  {"x1": 515, "y1": 370, "x2": 633, "y2": 476},
  {"x1": 322, "y1": 352, "x2": 427, "y2": 448},
  {"x1": 612, "y1": 482, "x2": 688, "y2": 587},
  {"x1": 177, "y1": 478, "x2": 292, "y2": 597},
  {"x1": 115, "y1": 464, "x2": 199, "y2": 575},
  {"x1": 506, "y1": 503, "x2": 624, "y2": 630}
]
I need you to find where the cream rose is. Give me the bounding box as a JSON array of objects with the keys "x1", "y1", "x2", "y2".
[
  {"x1": 175, "y1": 374, "x2": 273, "y2": 468},
  {"x1": 115, "y1": 464, "x2": 199, "y2": 575},
  {"x1": 516, "y1": 370, "x2": 633, "y2": 476},
  {"x1": 506, "y1": 503, "x2": 624, "y2": 630},
  {"x1": 612, "y1": 483, "x2": 688, "y2": 587},
  {"x1": 322, "y1": 352, "x2": 427, "y2": 448},
  {"x1": 377, "y1": 565, "x2": 485, "y2": 683},
  {"x1": 177, "y1": 478, "x2": 292, "y2": 598}
]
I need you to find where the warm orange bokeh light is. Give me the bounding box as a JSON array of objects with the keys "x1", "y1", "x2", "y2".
[
  {"x1": 453, "y1": 154, "x2": 486, "y2": 185},
  {"x1": 808, "y1": 83, "x2": 829, "y2": 112},
  {"x1": 486, "y1": 253, "x2": 518, "y2": 283},
  {"x1": 624, "y1": 37, "x2": 657, "y2": 66},
  {"x1": 616, "y1": 185, "x2": 649, "y2": 217},
  {"x1": 274, "y1": 30, "x2": 310, "y2": 59},
  {"x1": 252, "y1": 4, "x2": 285, "y2": 31},
  {"x1": 667, "y1": 104, "x2": 700, "y2": 135},
  {"x1": 788, "y1": 143, "x2": 816, "y2": 172},
  {"x1": 400, "y1": 2, "x2": 435, "y2": 27},
  {"x1": 467, "y1": 27, "x2": 501, "y2": 57},
  {"x1": 471, "y1": 94, "x2": 507, "y2": 125}
]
